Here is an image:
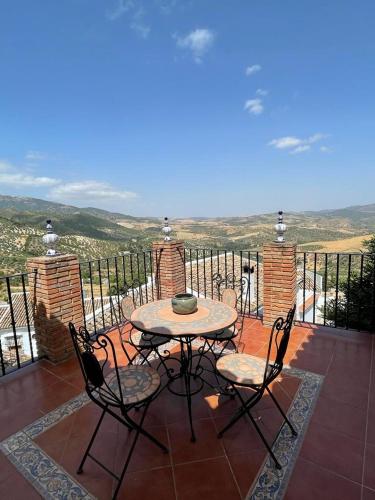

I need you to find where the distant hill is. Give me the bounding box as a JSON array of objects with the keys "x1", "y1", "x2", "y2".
[{"x1": 0, "y1": 194, "x2": 374, "y2": 275}]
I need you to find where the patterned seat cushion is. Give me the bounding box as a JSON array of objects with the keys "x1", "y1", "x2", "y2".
[
  {"x1": 129, "y1": 330, "x2": 170, "y2": 348},
  {"x1": 105, "y1": 365, "x2": 160, "y2": 405},
  {"x1": 202, "y1": 327, "x2": 237, "y2": 340},
  {"x1": 216, "y1": 353, "x2": 269, "y2": 386}
]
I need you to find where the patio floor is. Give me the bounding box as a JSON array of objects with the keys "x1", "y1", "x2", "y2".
[{"x1": 0, "y1": 318, "x2": 374, "y2": 499}]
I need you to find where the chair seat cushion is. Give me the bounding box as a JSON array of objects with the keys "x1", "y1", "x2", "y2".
[
  {"x1": 202, "y1": 327, "x2": 236, "y2": 340},
  {"x1": 129, "y1": 330, "x2": 170, "y2": 348},
  {"x1": 216, "y1": 353, "x2": 268, "y2": 386},
  {"x1": 106, "y1": 365, "x2": 160, "y2": 405}
]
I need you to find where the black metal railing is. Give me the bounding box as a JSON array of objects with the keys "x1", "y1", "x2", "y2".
[
  {"x1": 79, "y1": 249, "x2": 374, "y2": 336},
  {"x1": 183, "y1": 248, "x2": 262, "y2": 316},
  {"x1": 0, "y1": 270, "x2": 37, "y2": 377},
  {"x1": 79, "y1": 251, "x2": 158, "y2": 333},
  {"x1": 296, "y1": 252, "x2": 375, "y2": 331}
]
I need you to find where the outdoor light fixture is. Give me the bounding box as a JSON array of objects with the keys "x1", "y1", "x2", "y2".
[
  {"x1": 275, "y1": 210, "x2": 286, "y2": 243},
  {"x1": 162, "y1": 217, "x2": 172, "y2": 241},
  {"x1": 42, "y1": 219, "x2": 60, "y2": 256}
]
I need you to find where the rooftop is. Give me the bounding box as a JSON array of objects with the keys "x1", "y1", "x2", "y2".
[{"x1": 0, "y1": 318, "x2": 374, "y2": 499}]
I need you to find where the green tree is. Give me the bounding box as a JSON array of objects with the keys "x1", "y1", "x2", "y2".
[{"x1": 325, "y1": 235, "x2": 375, "y2": 330}]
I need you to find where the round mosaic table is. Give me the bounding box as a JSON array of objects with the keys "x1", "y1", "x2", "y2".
[{"x1": 131, "y1": 297, "x2": 238, "y2": 441}]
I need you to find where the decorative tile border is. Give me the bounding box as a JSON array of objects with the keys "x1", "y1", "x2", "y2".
[
  {"x1": 0, "y1": 348, "x2": 322, "y2": 500},
  {"x1": 247, "y1": 364, "x2": 323, "y2": 499},
  {"x1": 0, "y1": 392, "x2": 93, "y2": 499}
]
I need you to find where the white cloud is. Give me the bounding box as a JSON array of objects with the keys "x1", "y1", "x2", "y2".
[
  {"x1": 320, "y1": 145, "x2": 333, "y2": 153},
  {"x1": 175, "y1": 28, "x2": 215, "y2": 63},
  {"x1": 245, "y1": 64, "x2": 261, "y2": 76},
  {"x1": 269, "y1": 136, "x2": 302, "y2": 149},
  {"x1": 130, "y1": 21, "x2": 150, "y2": 38},
  {"x1": 269, "y1": 133, "x2": 328, "y2": 154},
  {"x1": 107, "y1": 1, "x2": 150, "y2": 39},
  {"x1": 0, "y1": 172, "x2": 59, "y2": 187},
  {"x1": 244, "y1": 98, "x2": 263, "y2": 115},
  {"x1": 107, "y1": 0, "x2": 134, "y2": 21},
  {"x1": 49, "y1": 181, "x2": 137, "y2": 202},
  {"x1": 290, "y1": 145, "x2": 311, "y2": 154},
  {"x1": 256, "y1": 88, "x2": 268, "y2": 97},
  {"x1": 25, "y1": 150, "x2": 48, "y2": 161}
]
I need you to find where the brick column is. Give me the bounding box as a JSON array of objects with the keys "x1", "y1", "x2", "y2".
[
  {"x1": 263, "y1": 243, "x2": 297, "y2": 326},
  {"x1": 27, "y1": 254, "x2": 84, "y2": 363},
  {"x1": 152, "y1": 241, "x2": 185, "y2": 299}
]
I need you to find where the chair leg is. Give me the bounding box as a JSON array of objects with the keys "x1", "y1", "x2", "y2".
[
  {"x1": 123, "y1": 410, "x2": 168, "y2": 454},
  {"x1": 265, "y1": 386, "x2": 297, "y2": 436},
  {"x1": 112, "y1": 402, "x2": 149, "y2": 499},
  {"x1": 217, "y1": 388, "x2": 282, "y2": 470},
  {"x1": 77, "y1": 407, "x2": 106, "y2": 474}
]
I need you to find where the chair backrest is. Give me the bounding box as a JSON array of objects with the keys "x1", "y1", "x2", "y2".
[
  {"x1": 69, "y1": 322, "x2": 126, "y2": 407},
  {"x1": 221, "y1": 288, "x2": 237, "y2": 308},
  {"x1": 262, "y1": 304, "x2": 296, "y2": 386},
  {"x1": 120, "y1": 295, "x2": 136, "y2": 322}
]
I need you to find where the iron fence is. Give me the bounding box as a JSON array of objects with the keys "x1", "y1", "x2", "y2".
[
  {"x1": 183, "y1": 248, "x2": 263, "y2": 318},
  {"x1": 0, "y1": 270, "x2": 37, "y2": 376},
  {"x1": 296, "y1": 252, "x2": 375, "y2": 331},
  {"x1": 79, "y1": 251, "x2": 158, "y2": 333}
]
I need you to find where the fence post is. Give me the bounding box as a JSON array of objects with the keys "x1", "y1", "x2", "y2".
[
  {"x1": 26, "y1": 254, "x2": 84, "y2": 363},
  {"x1": 262, "y1": 242, "x2": 297, "y2": 326},
  {"x1": 152, "y1": 241, "x2": 185, "y2": 299}
]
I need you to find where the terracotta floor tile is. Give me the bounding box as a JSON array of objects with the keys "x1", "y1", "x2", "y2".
[
  {"x1": 213, "y1": 415, "x2": 264, "y2": 455},
  {"x1": 33, "y1": 379, "x2": 81, "y2": 413},
  {"x1": 117, "y1": 467, "x2": 175, "y2": 500},
  {"x1": 115, "y1": 424, "x2": 170, "y2": 473},
  {"x1": 174, "y1": 457, "x2": 240, "y2": 500},
  {"x1": 285, "y1": 458, "x2": 361, "y2": 500},
  {"x1": 0, "y1": 398, "x2": 43, "y2": 440},
  {"x1": 300, "y1": 422, "x2": 364, "y2": 482},
  {"x1": 0, "y1": 469, "x2": 41, "y2": 499},
  {"x1": 0, "y1": 453, "x2": 16, "y2": 484},
  {"x1": 321, "y1": 375, "x2": 369, "y2": 409},
  {"x1": 227, "y1": 449, "x2": 266, "y2": 498},
  {"x1": 364, "y1": 444, "x2": 375, "y2": 490},
  {"x1": 311, "y1": 395, "x2": 367, "y2": 441},
  {"x1": 367, "y1": 401, "x2": 375, "y2": 446},
  {"x1": 169, "y1": 418, "x2": 224, "y2": 465},
  {"x1": 34, "y1": 415, "x2": 75, "y2": 462},
  {"x1": 288, "y1": 350, "x2": 333, "y2": 375},
  {"x1": 363, "y1": 487, "x2": 375, "y2": 500}
]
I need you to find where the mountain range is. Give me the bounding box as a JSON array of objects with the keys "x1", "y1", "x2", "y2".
[{"x1": 0, "y1": 194, "x2": 374, "y2": 275}]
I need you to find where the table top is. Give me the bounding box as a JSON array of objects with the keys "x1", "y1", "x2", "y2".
[{"x1": 130, "y1": 297, "x2": 238, "y2": 337}]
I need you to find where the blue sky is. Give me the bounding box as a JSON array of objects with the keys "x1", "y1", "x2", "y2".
[{"x1": 0, "y1": 0, "x2": 374, "y2": 217}]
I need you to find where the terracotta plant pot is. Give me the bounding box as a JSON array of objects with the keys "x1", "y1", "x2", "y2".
[{"x1": 171, "y1": 293, "x2": 197, "y2": 315}]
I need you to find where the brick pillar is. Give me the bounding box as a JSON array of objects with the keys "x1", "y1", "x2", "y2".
[
  {"x1": 263, "y1": 243, "x2": 297, "y2": 326},
  {"x1": 152, "y1": 241, "x2": 185, "y2": 299},
  {"x1": 27, "y1": 254, "x2": 84, "y2": 363}
]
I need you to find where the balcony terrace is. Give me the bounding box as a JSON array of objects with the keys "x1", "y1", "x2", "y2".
[{"x1": 0, "y1": 230, "x2": 374, "y2": 500}]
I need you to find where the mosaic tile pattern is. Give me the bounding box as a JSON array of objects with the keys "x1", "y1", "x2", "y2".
[
  {"x1": 0, "y1": 392, "x2": 92, "y2": 499},
  {"x1": 247, "y1": 364, "x2": 323, "y2": 499},
  {"x1": 131, "y1": 298, "x2": 238, "y2": 336}
]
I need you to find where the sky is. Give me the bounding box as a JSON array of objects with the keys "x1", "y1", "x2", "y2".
[{"x1": 0, "y1": 0, "x2": 374, "y2": 217}]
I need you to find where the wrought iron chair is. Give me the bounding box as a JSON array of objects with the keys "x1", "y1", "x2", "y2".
[
  {"x1": 215, "y1": 305, "x2": 297, "y2": 469},
  {"x1": 199, "y1": 273, "x2": 250, "y2": 359},
  {"x1": 69, "y1": 322, "x2": 168, "y2": 499},
  {"x1": 111, "y1": 292, "x2": 172, "y2": 374}
]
